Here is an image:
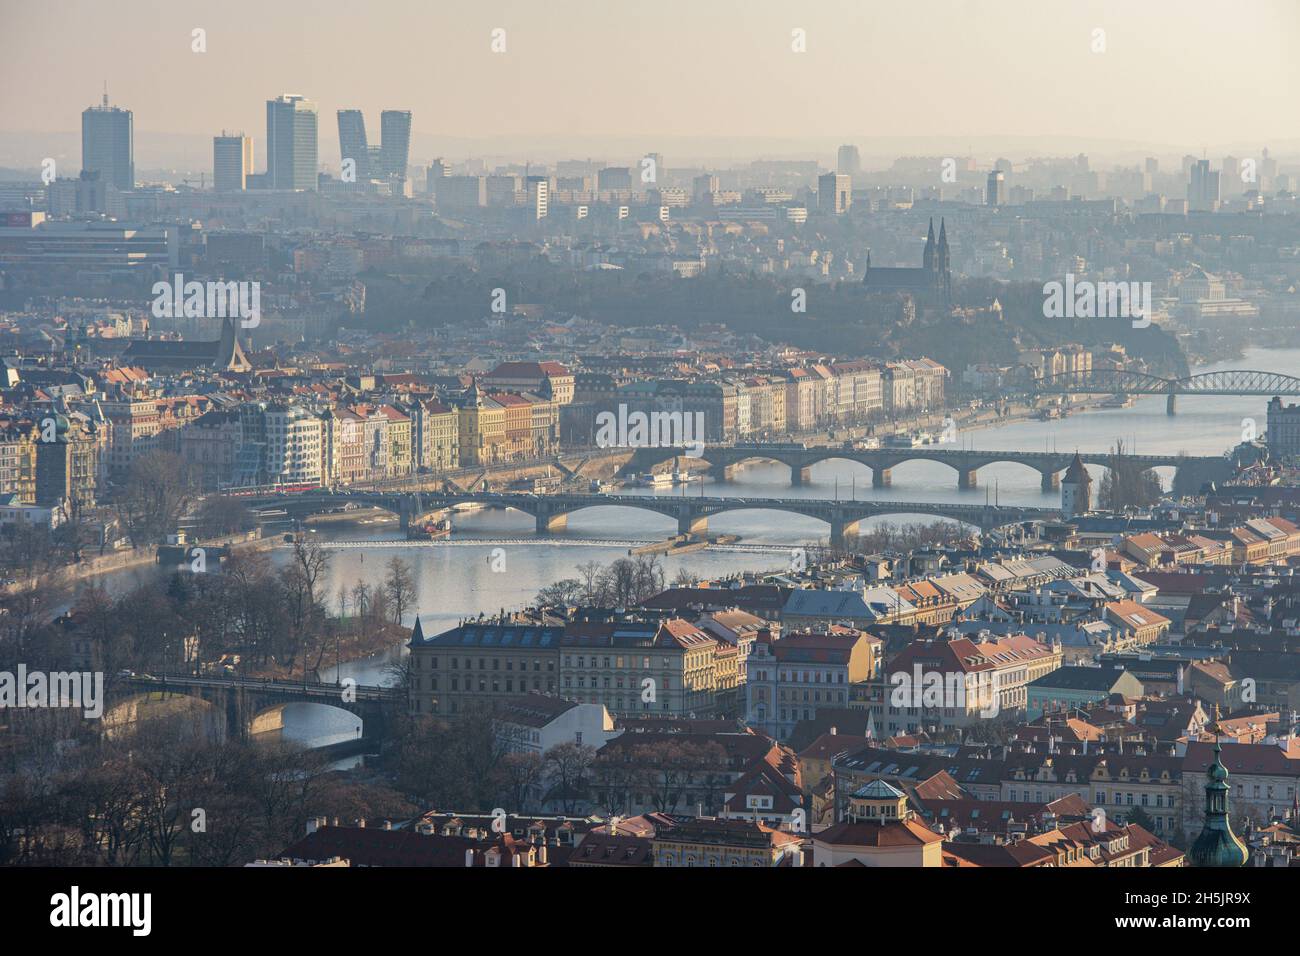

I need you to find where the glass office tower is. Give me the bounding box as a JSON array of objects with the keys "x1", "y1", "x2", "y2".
[{"x1": 266, "y1": 94, "x2": 318, "y2": 191}]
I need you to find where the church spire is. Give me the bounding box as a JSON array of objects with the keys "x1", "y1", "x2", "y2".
[
  {"x1": 923, "y1": 218, "x2": 936, "y2": 270},
  {"x1": 1188, "y1": 740, "x2": 1249, "y2": 867}
]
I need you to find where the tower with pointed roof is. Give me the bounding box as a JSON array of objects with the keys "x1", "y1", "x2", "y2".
[
  {"x1": 863, "y1": 218, "x2": 952, "y2": 305},
  {"x1": 1188, "y1": 740, "x2": 1248, "y2": 867},
  {"x1": 1061, "y1": 451, "x2": 1092, "y2": 517},
  {"x1": 462, "y1": 377, "x2": 484, "y2": 407},
  {"x1": 215, "y1": 317, "x2": 252, "y2": 372},
  {"x1": 936, "y1": 219, "x2": 951, "y2": 298}
]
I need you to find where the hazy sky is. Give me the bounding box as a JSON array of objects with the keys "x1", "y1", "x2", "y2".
[{"x1": 2, "y1": 0, "x2": 1298, "y2": 166}]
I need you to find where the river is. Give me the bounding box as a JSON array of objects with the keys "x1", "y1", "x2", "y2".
[{"x1": 95, "y1": 347, "x2": 1299, "y2": 749}]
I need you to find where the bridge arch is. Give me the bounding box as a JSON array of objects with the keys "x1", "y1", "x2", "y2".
[
  {"x1": 1036, "y1": 367, "x2": 1300, "y2": 398},
  {"x1": 541, "y1": 503, "x2": 681, "y2": 536},
  {"x1": 1035, "y1": 368, "x2": 1173, "y2": 393},
  {"x1": 1178, "y1": 369, "x2": 1300, "y2": 395},
  {"x1": 103, "y1": 689, "x2": 221, "y2": 738},
  {"x1": 797, "y1": 453, "x2": 883, "y2": 474},
  {"x1": 800, "y1": 453, "x2": 1064, "y2": 492},
  {"x1": 248, "y1": 700, "x2": 364, "y2": 747}
]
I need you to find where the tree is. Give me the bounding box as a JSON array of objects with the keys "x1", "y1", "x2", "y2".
[
  {"x1": 601, "y1": 559, "x2": 639, "y2": 607},
  {"x1": 672, "y1": 567, "x2": 701, "y2": 588},
  {"x1": 280, "y1": 535, "x2": 333, "y2": 675},
  {"x1": 543, "y1": 742, "x2": 597, "y2": 814},
  {"x1": 848, "y1": 520, "x2": 969, "y2": 554},
  {"x1": 193, "y1": 496, "x2": 255, "y2": 538},
  {"x1": 1126, "y1": 804, "x2": 1157, "y2": 833},
  {"x1": 114, "y1": 452, "x2": 195, "y2": 547},
  {"x1": 576, "y1": 560, "x2": 606, "y2": 605},
  {"x1": 71, "y1": 583, "x2": 134, "y2": 674},
  {"x1": 383, "y1": 556, "x2": 418, "y2": 625},
  {"x1": 535, "y1": 578, "x2": 583, "y2": 607},
  {"x1": 350, "y1": 581, "x2": 373, "y2": 620},
  {"x1": 633, "y1": 740, "x2": 697, "y2": 814},
  {"x1": 500, "y1": 752, "x2": 546, "y2": 812},
  {"x1": 631, "y1": 554, "x2": 666, "y2": 602},
  {"x1": 1099, "y1": 439, "x2": 1164, "y2": 511}
]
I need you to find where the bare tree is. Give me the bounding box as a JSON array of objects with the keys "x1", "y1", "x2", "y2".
[
  {"x1": 350, "y1": 581, "x2": 372, "y2": 621},
  {"x1": 576, "y1": 560, "x2": 606, "y2": 605},
  {"x1": 278, "y1": 535, "x2": 333, "y2": 675},
  {"x1": 383, "y1": 556, "x2": 418, "y2": 624},
  {"x1": 1100, "y1": 439, "x2": 1164, "y2": 511},
  {"x1": 193, "y1": 496, "x2": 255, "y2": 538},
  {"x1": 500, "y1": 752, "x2": 546, "y2": 812},
  {"x1": 543, "y1": 742, "x2": 597, "y2": 814},
  {"x1": 535, "y1": 578, "x2": 583, "y2": 607},
  {"x1": 672, "y1": 567, "x2": 701, "y2": 588},
  {"x1": 114, "y1": 452, "x2": 195, "y2": 547}
]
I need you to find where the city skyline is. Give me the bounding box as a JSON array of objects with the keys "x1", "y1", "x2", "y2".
[
  {"x1": 2, "y1": 0, "x2": 1299, "y2": 171},
  {"x1": 2, "y1": 0, "x2": 1298, "y2": 912}
]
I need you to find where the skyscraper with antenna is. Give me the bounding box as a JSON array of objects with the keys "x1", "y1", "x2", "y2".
[{"x1": 81, "y1": 85, "x2": 134, "y2": 190}]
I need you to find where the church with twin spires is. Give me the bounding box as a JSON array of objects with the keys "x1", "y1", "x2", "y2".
[{"x1": 863, "y1": 217, "x2": 952, "y2": 304}]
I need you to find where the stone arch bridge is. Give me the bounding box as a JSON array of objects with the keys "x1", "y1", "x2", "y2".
[
  {"x1": 267, "y1": 490, "x2": 1060, "y2": 548},
  {"x1": 107, "y1": 675, "x2": 402, "y2": 742},
  {"x1": 619, "y1": 444, "x2": 1230, "y2": 495}
]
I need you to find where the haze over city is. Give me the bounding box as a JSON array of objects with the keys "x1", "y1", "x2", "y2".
[
  {"x1": 2, "y1": 0, "x2": 1299, "y2": 932},
  {"x1": 2, "y1": 0, "x2": 1299, "y2": 170}
]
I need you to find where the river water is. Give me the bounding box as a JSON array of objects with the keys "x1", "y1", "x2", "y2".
[{"x1": 97, "y1": 348, "x2": 1298, "y2": 748}]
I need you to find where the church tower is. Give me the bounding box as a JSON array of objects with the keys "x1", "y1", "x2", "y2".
[
  {"x1": 1061, "y1": 452, "x2": 1092, "y2": 516},
  {"x1": 922, "y1": 218, "x2": 936, "y2": 271},
  {"x1": 936, "y1": 218, "x2": 951, "y2": 300},
  {"x1": 1188, "y1": 740, "x2": 1248, "y2": 867}
]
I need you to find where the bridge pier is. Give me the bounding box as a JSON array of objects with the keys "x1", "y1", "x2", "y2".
[
  {"x1": 536, "y1": 512, "x2": 568, "y2": 534},
  {"x1": 1166, "y1": 394, "x2": 1177, "y2": 416},
  {"x1": 225, "y1": 689, "x2": 247, "y2": 741},
  {"x1": 1040, "y1": 471, "x2": 1060, "y2": 492},
  {"x1": 248, "y1": 706, "x2": 285, "y2": 736},
  {"x1": 679, "y1": 513, "x2": 708, "y2": 536},
  {"x1": 791, "y1": 465, "x2": 813, "y2": 486},
  {"x1": 957, "y1": 469, "x2": 978, "y2": 490},
  {"x1": 710, "y1": 463, "x2": 736, "y2": 482},
  {"x1": 830, "y1": 518, "x2": 860, "y2": 550},
  {"x1": 872, "y1": 468, "x2": 892, "y2": 488}
]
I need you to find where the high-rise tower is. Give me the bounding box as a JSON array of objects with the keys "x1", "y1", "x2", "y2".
[
  {"x1": 81, "y1": 91, "x2": 134, "y2": 191},
  {"x1": 335, "y1": 109, "x2": 411, "y2": 188},
  {"x1": 378, "y1": 110, "x2": 412, "y2": 183},
  {"x1": 213, "y1": 133, "x2": 253, "y2": 191},
  {"x1": 266, "y1": 94, "x2": 318, "y2": 191},
  {"x1": 336, "y1": 109, "x2": 370, "y2": 181}
]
